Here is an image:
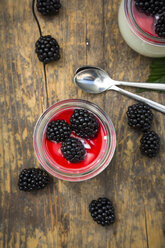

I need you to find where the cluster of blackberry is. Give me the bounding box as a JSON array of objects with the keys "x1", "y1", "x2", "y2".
[
  {"x1": 89, "y1": 198, "x2": 115, "y2": 226},
  {"x1": 46, "y1": 119, "x2": 71, "y2": 142},
  {"x1": 46, "y1": 109, "x2": 99, "y2": 163},
  {"x1": 134, "y1": 0, "x2": 165, "y2": 38},
  {"x1": 18, "y1": 168, "x2": 49, "y2": 191},
  {"x1": 36, "y1": 0, "x2": 61, "y2": 16},
  {"x1": 127, "y1": 103, "x2": 153, "y2": 132},
  {"x1": 140, "y1": 130, "x2": 160, "y2": 158},
  {"x1": 127, "y1": 103, "x2": 160, "y2": 158},
  {"x1": 61, "y1": 137, "x2": 86, "y2": 163},
  {"x1": 35, "y1": 35, "x2": 60, "y2": 64},
  {"x1": 70, "y1": 109, "x2": 99, "y2": 139}
]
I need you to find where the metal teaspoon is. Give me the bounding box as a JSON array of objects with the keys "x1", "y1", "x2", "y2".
[{"x1": 74, "y1": 66, "x2": 165, "y2": 113}]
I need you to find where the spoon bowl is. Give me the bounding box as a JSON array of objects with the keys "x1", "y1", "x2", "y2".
[{"x1": 74, "y1": 67, "x2": 112, "y2": 94}]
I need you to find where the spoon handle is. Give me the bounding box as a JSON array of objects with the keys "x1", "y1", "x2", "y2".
[
  {"x1": 111, "y1": 85, "x2": 165, "y2": 113},
  {"x1": 116, "y1": 81, "x2": 165, "y2": 90}
]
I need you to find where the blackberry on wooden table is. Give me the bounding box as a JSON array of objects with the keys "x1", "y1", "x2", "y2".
[
  {"x1": 89, "y1": 197, "x2": 115, "y2": 226},
  {"x1": 36, "y1": 0, "x2": 61, "y2": 16},
  {"x1": 70, "y1": 109, "x2": 99, "y2": 139},
  {"x1": 140, "y1": 130, "x2": 160, "y2": 158},
  {"x1": 46, "y1": 120, "x2": 71, "y2": 142},
  {"x1": 126, "y1": 103, "x2": 153, "y2": 132},
  {"x1": 18, "y1": 168, "x2": 49, "y2": 191},
  {"x1": 61, "y1": 137, "x2": 86, "y2": 163},
  {"x1": 35, "y1": 35, "x2": 60, "y2": 64}
]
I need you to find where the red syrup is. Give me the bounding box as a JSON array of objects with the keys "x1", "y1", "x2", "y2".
[
  {"x1": 132, "y1": 1, "x2": 157, "y2": 37},
  {"x1": 42, "y1": 107, "x2": 108, "y2": 173}
]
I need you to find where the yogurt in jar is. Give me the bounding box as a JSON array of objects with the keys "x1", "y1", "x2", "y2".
[{"x1": 118, "y1": 0, "x2": 165, "y2": 57}]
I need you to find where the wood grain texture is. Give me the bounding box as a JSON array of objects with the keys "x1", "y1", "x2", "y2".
[{"x1": 0, "y1": 0, "x2": 165, "y2": 248}]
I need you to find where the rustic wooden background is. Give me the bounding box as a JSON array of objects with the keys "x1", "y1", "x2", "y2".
[{"x1": 0, "y1": 0, "x2": 165, "y2": 247}]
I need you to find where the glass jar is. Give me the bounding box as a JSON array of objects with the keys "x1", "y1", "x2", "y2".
[
  {"x1": 33, "y1": 99, "x2": 116, "y2": 182},
  {"x1": 118, "y1": 0, "x2": 165, "y2": 57}
]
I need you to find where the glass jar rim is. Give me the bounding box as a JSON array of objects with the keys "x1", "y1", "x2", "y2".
[
  {"x1": 125, "y1": 0, "x2": 165, "y2": 46},
  {"x1": 33, "y1": 99, "x2": 116, "y2": 182}
]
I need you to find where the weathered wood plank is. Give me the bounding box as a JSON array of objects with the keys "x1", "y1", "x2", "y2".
[{"x1": 0, "y1": 0, "x2": 47, "y2": 247}]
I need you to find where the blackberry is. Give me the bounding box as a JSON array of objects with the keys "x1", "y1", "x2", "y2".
[
  {"x1": 35, "y1": 35, "x2": 60, "y2": 64},
  {"x1": 155, "y1": 15, "x2": 165, "y2": 38},
  {"x1": 70, "y1": 109, "x2": 99, "y2": 139},
  {"x1": 36, "y1": 0, "x2": 61, "y2": 16},
  {"x1": 89, "y1": 197, "x2": 115, "y2": 226},
  {"x1": 134, "y1": 0, "x2": 165, "y2": 16},
  {"x1": 140, "y1": 130, "x2": 160, "y2": 158},
  {"x1": 61, "y1": 137, "x2": 86, "y2": 163},
  {"x1": 126, "y1": 103, "x2": 153, "y2": 132},
  {"x1": 18, "y1": 168, "x2": 49, "y2": 191},
  {"x1": 46, "y1": 120, "x2": 71, "y2": 142}
]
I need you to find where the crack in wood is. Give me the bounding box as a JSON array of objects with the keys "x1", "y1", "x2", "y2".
[
  {"x1": 43, "y1": 64, "x2": 49, "y2": 108},
  {"x1": 144, "y1": 205, "x2": 149, "y2": 248}
]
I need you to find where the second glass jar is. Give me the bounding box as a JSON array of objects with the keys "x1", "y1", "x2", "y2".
[{"x1": 118, "y1": 0, "x2": 165, "y2": 57}]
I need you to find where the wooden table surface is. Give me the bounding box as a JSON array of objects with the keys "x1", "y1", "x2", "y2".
[{"x1": 0, "y1": 0, "x2": 165, "y2": 247}]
